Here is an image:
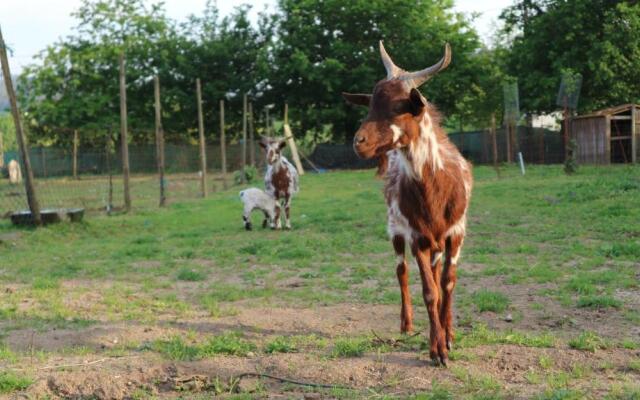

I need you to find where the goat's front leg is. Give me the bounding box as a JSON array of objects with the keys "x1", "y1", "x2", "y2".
[
  {"x1": 393, "y1": 235, "x2": 413, "y2": 333},
  {"x1": 413, "y1": 239, "x2": 448, "y2": 366},
  {"x1": 273, "y1": 201, "x2": 282, "y2": 230},
  {"x1": 283, "y1": 196, "x2": 292, "y2": 230},
  {"x1": 242, "y1": 206, "x2": 253, "y2": 231},
  {"x1": 441, "y1": 235, "x2": 463, "y2": 350},
  {"x1": 262, "y1": 210, "x2": 270, "y2": 229}
]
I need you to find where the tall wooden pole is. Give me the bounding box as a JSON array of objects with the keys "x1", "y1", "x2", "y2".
[
  {"x1": 119, "y1": 52, "x2": 131, "y2": 212},
  {"x1": 241, "y1": 93, "x2": 247, "y2": 183},
  {"x1": 248, "y1": 102, "x2": 255, "y2": 167},
  {"x1": 283, "y1": 103, "x2": 304, "y2": 175},
  {"x1": 219, "y1": 99, "x2": 227, "y2": 189},
  {"x1": 0, "y1": 27, "x2": 41, "y2": 224},
  {"x1": 491, "y1": 113, "x2": 500, "y2": 178},
  {"x1": 73, "y1": 129, "x2": 79, "y2": 179},
  {"x1": 196, "y1": 79, "x2": 207, "y2": 197},
  {"x1": 154, "y1": 76, "x2": 166, "y2": 206},
  {"x1": 106, "y1": 134, "x2": 113, "y2": 213},
  {"x1": 506, "y1": 123, "x2": 513, "y2": 163}
]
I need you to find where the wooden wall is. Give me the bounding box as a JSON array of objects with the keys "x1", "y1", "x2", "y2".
[{"x1": 571, "y1": 117, "x2": 608, "y2": 164}]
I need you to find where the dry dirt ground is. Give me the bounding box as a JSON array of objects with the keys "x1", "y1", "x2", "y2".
[{"x1": 3, "y1": 303, "x2": 639, "y2": 399}]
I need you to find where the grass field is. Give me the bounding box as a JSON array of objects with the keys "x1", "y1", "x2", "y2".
[{"x1": 0, "y1": 165, "x2": 639, "y2": 399}]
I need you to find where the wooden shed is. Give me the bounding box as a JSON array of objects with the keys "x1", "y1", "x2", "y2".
[{"x1": 570, "y1": 104, "x2": 639, "y2": 164}]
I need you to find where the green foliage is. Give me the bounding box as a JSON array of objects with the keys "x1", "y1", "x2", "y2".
[
  {"x1": 0, "y1": 371, "x2": 32, "y2": 394},
  {"x1": 500, "y1": 1, "x2": 640, "y2": 113},
  {"x1": 472, "y1": 289, "x2": 510, "y2": 313},
  {"x1": 0, "y1": 114, "x2": 17, "y2": 153},
  {"x1": 234, "y1": 165, "x2": 259, "y2": 185},
  {"x1": 569, "y1": 331, "x2": 608, "y2": 352}
]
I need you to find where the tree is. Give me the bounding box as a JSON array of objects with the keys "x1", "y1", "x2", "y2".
[
  {"x1": 266, "y1": 0, "x2": 491, "y2": 141},
  {"x1": 500, "y1": 0, "x2": 640, "y2": 114}
]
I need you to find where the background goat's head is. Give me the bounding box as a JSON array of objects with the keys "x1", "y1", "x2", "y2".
[{"x1": 259, "y1": 137, "x2": 287, "y2": 165}]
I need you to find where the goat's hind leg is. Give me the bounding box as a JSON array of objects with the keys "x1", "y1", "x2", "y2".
[
  {"x1": 413, "y1": 238, "x2": 448, "y2": 366},
  {"x1": 284, "y1": 196, "x2": 292, "y2": 230},
  {"x1": 440, "y1": 235, "x2": 463, "y2": 350},
  {"x1": 262, "y1": 210, "x2": 270, "y2": 228},
  {"x1": 393, "y1": 235, "x2": 413, "y2": 334},
  {"x1": 243, "y1": 206, "x2": 253, "y2": 231}
]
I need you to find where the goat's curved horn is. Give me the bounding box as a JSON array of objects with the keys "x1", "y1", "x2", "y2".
[
  {"x1": 379, "y1": 40, "x2": 403, "y2": 80},
  {"x1": 401, "y1": 43, "x2": 451, "y2": 88}
]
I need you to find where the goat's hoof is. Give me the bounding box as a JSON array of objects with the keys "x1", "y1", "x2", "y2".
[
  {"x1": 446, "y1": 340, "x2": 453, "y2": 351},
  {"x1": 262, "y1": 220, "x2": 268, "y2": 229},
  {"x1": 245, "y1": 224, "x2": 252, "y2": 231},
  {"x1": 284, "y1": 225, "x2": 291, "y2": 230}
]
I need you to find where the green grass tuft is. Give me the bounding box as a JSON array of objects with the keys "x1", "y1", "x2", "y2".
[
  {"x1": 176, "y1": 267, "x2": 206, "y2": 281},
  {"x1": 264, "y1": 336, "x2": 297, "y2": 354},
  {"x1": 577, "y1": 295, "x2": 622, "y2": 309},
  {"x1": 569, "y1": 331, "x2": 609, "y2": 352},
  {"x1": 472, "y1": 290, "x2": 510, "y2": 313},
  {"x1": 0, "y1": 371, "x2": 33, "y2": 393},
  {"x1": 331, "y1": 337, "x2": 371, "y2": 358}
]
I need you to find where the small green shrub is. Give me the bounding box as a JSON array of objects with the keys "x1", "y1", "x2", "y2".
[
  {"x1": 201, "y1": 332, "x2": 256, "y2": 357},
  {"x1": 0, "y1": 371, "x2": 33, "y2": 393},
  {"x1": 331, "y1": 337, "x2": 370, "y2": 357},
  {"x1": 264, "y1": 336, "x2": 297, "y2": 354},
  {"x1": 234, "y1": 165, "x2": 259, "y2": 184}
]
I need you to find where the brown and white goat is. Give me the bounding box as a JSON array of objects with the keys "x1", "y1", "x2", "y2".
[
  {"x1": 343, "y1": 42, "x2": 472, "y2": 366},
  {"x1": 259, "y1": 137, "x2": 299, "y2": 229}
]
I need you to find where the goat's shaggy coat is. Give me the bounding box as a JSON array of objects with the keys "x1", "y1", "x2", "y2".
[
  {"x1": 343, "y1": 42, "x2": 472, "y2": 366},
  {"x1": 239, "y1": 188, "x2": 280, "y2": 230},
  {"x1": 260, "y1": 137, "x2": 299, "y2": 229}
]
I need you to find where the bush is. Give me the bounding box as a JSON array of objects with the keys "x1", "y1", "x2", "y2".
[{"x1": 234, "y1": 165, "x2": 259, "y2": 185}]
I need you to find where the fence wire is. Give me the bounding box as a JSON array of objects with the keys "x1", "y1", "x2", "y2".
[{"x1": 1, "y1": 140, "x2": 264, "y2": 217}]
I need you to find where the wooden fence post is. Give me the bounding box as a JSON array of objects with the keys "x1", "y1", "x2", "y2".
[
  {"x1": 0, "y1": 128, "x2": 4, "y2": 169},
  {"x1": 73, "y1": 129, "x2": 79, "y2": 179},
  {"x1": 241, "y1": 93, "x2": 247, "y2": 183},
  {"x1": 154, "y1": 75, "x2": 166, "y2": 206},
  {"x1": 506, "y1": 123, "x2": 513, "y2": 163},
  {"x1": 106, "y1": 134, "x2": 113, "y2": 213},
  {"x1": 283, "y1": 103, "x2": 304, "y2": 175},
  {"x1": 248, "y1": 102, "x2": 255, "y2": 167},
  {"x1": 491, "y1": 113, "x2": 500, "y2": 178},
  {"x1": 220, "y1": 100, "x2": 227, "y2": 189},
  {"x1": 119, "y1": 52, "x2": 131, "y2": 211},
  {"x1": 196, "y1": 79, "x2": 207, "y2": 198},
  {"x1": 0, "y1": 27, "x2": 41, "y2": 224}
]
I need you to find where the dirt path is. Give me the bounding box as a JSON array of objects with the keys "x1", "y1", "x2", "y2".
[{"x1": 3, "y1": 305, "x2": 639, "y2": 399}]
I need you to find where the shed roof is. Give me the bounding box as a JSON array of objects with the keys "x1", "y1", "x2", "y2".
[{"x1": 573, "y1": 103, "x2": 639, "y2": 120}]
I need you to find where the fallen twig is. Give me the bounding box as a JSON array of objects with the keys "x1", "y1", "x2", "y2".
[
  {"x1": 233, "y1": 372, "x2": 352, "y2": 390},
  {"x1": 370, "y1": 330, "x2": 422, "y2": 347}
]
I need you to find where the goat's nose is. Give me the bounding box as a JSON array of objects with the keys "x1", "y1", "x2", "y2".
[{"x1": 355, "y1": 134, "x2": 366, "y2": 144}]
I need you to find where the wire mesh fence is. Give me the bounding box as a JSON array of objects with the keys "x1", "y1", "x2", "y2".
[
  {"x1": 1, "y1": 140, "x2": 264, "y2": 217},
  {"x1": 0, "y1": 126, "x2": 567, "y2": 218}
]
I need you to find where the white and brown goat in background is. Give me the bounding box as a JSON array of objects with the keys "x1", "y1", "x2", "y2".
[
  {"x1": 259, "y1": 137, "x2": 299, "y2": 229},
  {"x1": 344, "y1": 42, "x2": 473, "y2": 366}
]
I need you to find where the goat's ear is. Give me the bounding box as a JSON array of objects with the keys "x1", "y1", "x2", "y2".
[
  {"x1": 259, "y1": 141, "x2": 267, "y2": 149},
  {"x1": 342, "y1": 92, "x2": 371, "y2": 107},
  {"x1": 278, "y1": 140, "x2": 287, "y2": 150},
  {"x1": 409, "y1": 88, "x2": 426, "y2": 115}
]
